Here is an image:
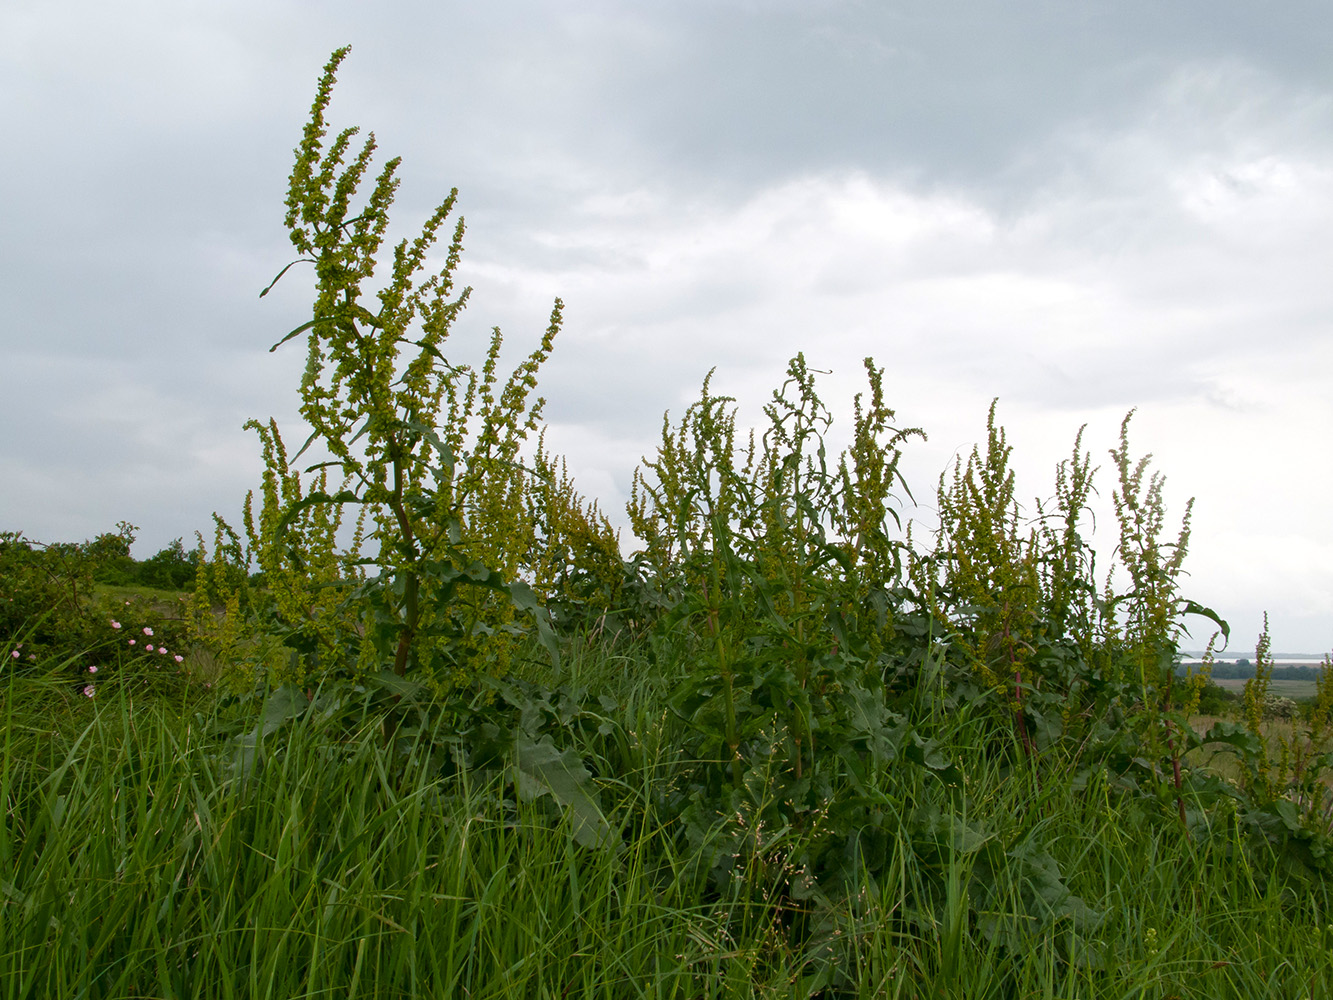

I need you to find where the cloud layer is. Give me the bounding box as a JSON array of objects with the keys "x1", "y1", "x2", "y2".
[{"x1": 2, "y1": 1, "x2": 1330, "y2": 651}]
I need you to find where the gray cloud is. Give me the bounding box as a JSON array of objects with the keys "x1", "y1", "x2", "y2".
[{"x1": 2, "y1": 1, "x2": 1331, "y2": 649}]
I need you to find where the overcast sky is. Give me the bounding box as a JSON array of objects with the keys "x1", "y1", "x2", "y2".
[{"x1": 3, "y1": 1, "x2": 1331, "y2": 653}]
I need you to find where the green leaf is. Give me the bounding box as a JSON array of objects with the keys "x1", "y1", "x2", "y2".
[
  {"x1": 951, "y1": 819, "x2": 995, "y2": 855},
  {"x1": 668, "y1": 678, "x2": 719, "y2": 723},
  {"x1": 1180, "y1": 599, "x2": 1230, "y2": 643},
  {"x1": 269, "y1": 317, "x2": 323, "y2": 352},
  {"x1": 401, "y1": 417, "x2": 456, "y2": 476},
  {"x1": 346, "y1": 416, "x2": 373, "y2": 448},
  {"x1": 513, "y1": 734, "x2": 611, "y2": 849},
  {"x1": 1200, "y1": 720, "x2": 1265, "y2": 757},
  {"x1": 401, "y1": 336, "x2": 466, "y2": 375},
  {"x1": 364, "y1": 669, "x2": 426, "y2": 700},
  {"x1": 290, "y1": 427, "x2": 322, "y2": 465},
  {"x1": 1273, "y1": 798, "x2": 1303, "y2": 833},
  {"x1": 507, "y1": 580, "x2": 560, "y2": 669},
  {"x1": 226, "y1": 685, "x2": 309, "y2": 783},
  {"x1": 259, "y1": 684, "x2": 309, "y2": 737},
  {"x1": 258, "y1": 257, "x2": 313, "y2": 298},
  {"x1": 302, "y1": 460, "x2": 352, "y2": 475}
]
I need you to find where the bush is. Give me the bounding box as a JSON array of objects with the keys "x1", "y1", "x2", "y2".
[
  {"x1": 0, "y1": 531, "x2": 98, "y2": 664},
  {"x1": 1195, "y1": 680, "x2": 1237, "y2": 716},
  {"x1": 1, "y1": 525, "x2": 200, "y2": 703},
  {"x1": 1263, "y1": 693, "x2": 1299, "y2": 720}
]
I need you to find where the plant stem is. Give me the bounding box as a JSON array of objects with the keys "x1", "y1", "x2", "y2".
[{"x1": 389, "y1": 448, "x2": 420, "y2": 678}]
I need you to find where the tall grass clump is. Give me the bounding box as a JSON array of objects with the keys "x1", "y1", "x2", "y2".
[{"x1": 4, "y1": 665, "x2": 1333, "y2": 998}]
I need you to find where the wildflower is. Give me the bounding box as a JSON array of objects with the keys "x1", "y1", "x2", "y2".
[
  {"x1": 142, "y1": 627, "x2": 153, "y2": 636},
  {"x1": 88, "y1": 665, "x2": 98, "y2": 674},
  {"x1": 83, "y1": 685, "x2": 95, "y2": 698},
  {"x1": 146, "y1": 644, "x2": 154, "y2": 652},
  {"x1": 174, "y1": 654, "x2": 184, "y2": 663},
  {"x1": 128, "y1": 639, "x2": 136, "y2": 646},
  {"x1": 26, "y1": 654, "x2": 33, "y2": 661},
  {"x1": 158, "y1": 647, "x2": 168, "y2": 655},
  {"x1": 9, "y1": 650, "x2": 18, "y2": 659},
  {"x1": 110, "y1": 620, "x2": 121, "y2": 629}
]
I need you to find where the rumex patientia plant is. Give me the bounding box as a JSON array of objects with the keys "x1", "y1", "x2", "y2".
[
  {"x1": 628, "y1": 355, "x2": 944, "y2": 896},
  {"x1": 931, "y1": 399, "x2": 1044, "y2": 754},
  {"x1": 192, "y1": 46, "x2": 573, "y2": 693}
]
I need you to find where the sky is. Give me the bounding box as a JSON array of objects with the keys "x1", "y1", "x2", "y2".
[{"x1": 2, "y1": 1, "x2": 1331, "y2": 654}]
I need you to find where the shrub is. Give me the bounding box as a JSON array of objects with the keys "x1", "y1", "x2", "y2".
[{"x1": 0, "y1": 531, "x2": 100, "y2": 664}]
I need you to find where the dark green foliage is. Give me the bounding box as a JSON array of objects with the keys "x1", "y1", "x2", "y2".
[
  {"x1": 0, "y1": 522, "x2": 189, "y2": 660},
  {"x1": 0, "y1": 531, "x2": 97, "y2": 664},
  {"x1": 1204, "y1": 660, "x2": 1324, "y2": 681},
  {"x1": 1194, "y1": 679, "x2": 1238, "y2": 715},
  {"x1": 130, "y1": 538, "x2": 200, "y2": 591},
  {"x1": 0, "y1": 525, "x2": 205, "y2": 707},
  {"x1": 92, "y1": 536, "x2": 201, "y2": 592}
]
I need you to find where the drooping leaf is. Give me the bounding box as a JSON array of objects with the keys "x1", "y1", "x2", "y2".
[
  {"x1": 269, "y1": 316, "x2": 323, "y2": 352},
  {"x1": 259, "y1": 257, "x2": 313, "y2": 298},
  {"x1": 1180, "y1": 599, "x2": 1231, "y2": 644}
]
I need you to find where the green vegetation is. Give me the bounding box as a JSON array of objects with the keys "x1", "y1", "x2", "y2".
[{"x1": 4, "y1": 48, "x2": 1333, "y2": 997}]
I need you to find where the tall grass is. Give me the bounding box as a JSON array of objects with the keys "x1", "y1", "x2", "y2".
[{"x1": 4, "y1": 655, "x2": 1330, "y2": 999}]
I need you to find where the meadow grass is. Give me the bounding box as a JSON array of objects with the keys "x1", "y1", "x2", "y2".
[
  {"x1": 4, "y1": 648, "x2": 1331, "y2": 999},
  {"x1": 1211, "y1": 678, "x2": 1319, "y2": 700}
]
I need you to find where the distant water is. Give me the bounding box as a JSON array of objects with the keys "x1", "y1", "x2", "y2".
[{"x1": 1179, "y1": 654, "x2": 1327, "y2": 666}]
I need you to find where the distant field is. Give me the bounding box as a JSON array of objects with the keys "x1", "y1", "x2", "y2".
[{"x1": 1213, "y1": 677, "x2": 1318, "y2": 699}]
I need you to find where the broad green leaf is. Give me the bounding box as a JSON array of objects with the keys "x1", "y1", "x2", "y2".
[
  {"x1": 513, "y1": 734, "x2": 610, "y2": 849},
  {"x1": 259, "y1": 684, "x2": 309, "y2": 737},
  {"x1": 507, "y1": 580, "x2": 560, "y2": 669}
]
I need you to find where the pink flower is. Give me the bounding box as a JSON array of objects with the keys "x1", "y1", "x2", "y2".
[
  {"x1": 110, "y1": 620, "x2": 121, "y2": 630},
  {"x1": 174, "y1": 654, "x2": 184, "y2": 663},
  {"x1": 26, "y1": 654, "x2": 34, "y2": 661},
  {"x1": 142, "y1": 627, "x2": 153, "y2": 636},
  {"x1": 146, "y1": 644, "x2": 154, "y2": 652},
  {"x1": 158, "y1": 647, "x2": 168, "y2": 655},
  {"x1": 128, "y1": 639, "x2": 136, "y2": 646},
  {"x1": 83, "y1": 685, "x2": 95, "y2": 698},
  {"x1": 88, "y1": 665, "x2": 98, "y2": 674},
  {"x1": 9, "y1": 650, "x2": 17, "y2": 659}
]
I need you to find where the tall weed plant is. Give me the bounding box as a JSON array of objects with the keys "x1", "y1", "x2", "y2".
[{"x1": 192, "y1": 47, "x2": 615, "y2": 695}]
